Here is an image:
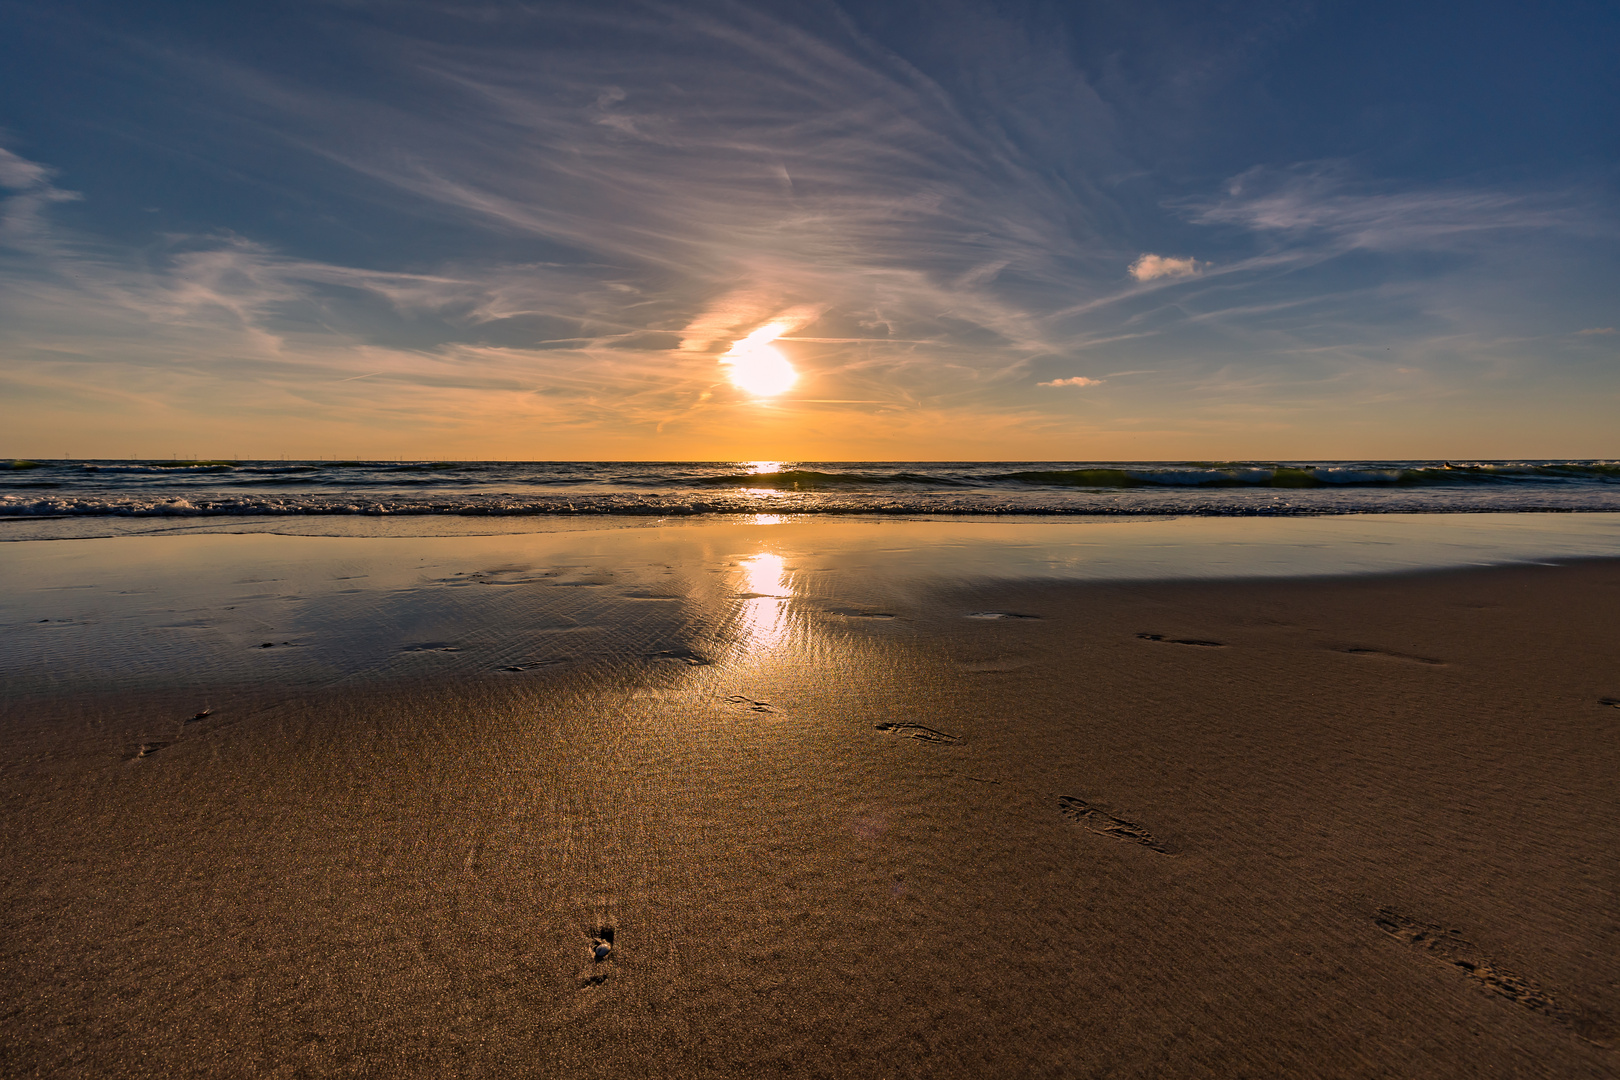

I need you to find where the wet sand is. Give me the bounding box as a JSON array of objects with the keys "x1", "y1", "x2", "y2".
[{"x1": 2, "y1": 526, "x2": 1618, "y2": 1077}]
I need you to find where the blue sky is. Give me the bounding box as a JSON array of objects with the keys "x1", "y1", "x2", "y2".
[{"x1": 1, "y1": 0, "x2": 1616, "y2": 459}]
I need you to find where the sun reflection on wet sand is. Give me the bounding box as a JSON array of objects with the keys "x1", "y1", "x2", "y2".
[{"x1": 735, "y1": 551, "x2": 793, "y2": 653}]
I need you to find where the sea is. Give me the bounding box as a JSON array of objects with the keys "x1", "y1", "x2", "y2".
[{"x1": 4, "y1": 459, "x2": 1619, "y2": 520}]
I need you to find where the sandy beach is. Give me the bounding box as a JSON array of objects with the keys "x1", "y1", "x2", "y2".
[{"x1": 2, "y1": 519, "x2": 1618, "y2": 1077}]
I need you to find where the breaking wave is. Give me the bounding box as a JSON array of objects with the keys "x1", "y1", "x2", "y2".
[{"x1": 3, "y1": 459, "x2": 1619, "y2": 519}]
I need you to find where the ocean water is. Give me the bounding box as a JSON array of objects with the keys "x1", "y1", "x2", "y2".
[{"x1": 4, "y1": 459, "x2": 1620, "y2": 520}]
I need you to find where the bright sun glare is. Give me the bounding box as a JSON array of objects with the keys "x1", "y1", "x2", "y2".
[
  {"x1": 723, "y1": 322, "x2": 798, "y2": 398},
  {"x1": 736, "y1": 551, "x2": 791, "y2": 652}
]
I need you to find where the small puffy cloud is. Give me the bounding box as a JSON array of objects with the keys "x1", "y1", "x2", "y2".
[
  {"x1": 1039, "y1": 376, "x2": 1102, "y2": 387},
  {"x1": 1576, "y1": 326, "x2": 1616, "y2": 335},
  {"x1": 1128, "y1": 254, "x2": 1202, "y2": 282}
]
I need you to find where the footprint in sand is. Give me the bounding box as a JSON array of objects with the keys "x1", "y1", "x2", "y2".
[
  {"x1": 725, "y1": 695, "x2": 778, "y2": 714},
  {"x1": 1137, "y1": 633, "x2": 1225, "y2": 648},
  {"x1": 578, "y1": 927, "x2": 616, "y2": 989},
  {"x1": 401, "y1": 642, "x2": 462, "y2": 653},
  {"x1": 646, "y1": 647, "x2": 711, "y2": 666},
  {"x1": 1599, "y1": 697, "x2": 1620, "y2": 709},
  {"x1": 500, "y1": 659, "x2": 568, "y2": 673},
  {"x1": 127, "y1": 741, "x2": 169, "y2": 761},
  {"x1": 1058, "y1": 796, "x2": 1171, "y2": 853},
  {"x1": 874, "y1": 722, "x2": 960, "y2": 744},
  {"x1": 1341, "y1": 647, "x2": 1444, "y2": 665},
  {"x1": 183, "y1": 709, "x2": 212, "y2": 725},
  {"x1": 1371, "y1": 908, "x2": 1602, "y2": 1039},
  {"x1": 828, "y1": 608, "x2": 898, "y2": 620},
  {"x1": 965, "y1": 611, "x2": 1039, "y2": 620}
]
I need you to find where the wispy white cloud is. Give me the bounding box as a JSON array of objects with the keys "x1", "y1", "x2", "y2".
[
  {"x1": 190, "y1": 3, "x2": 1140, "y2": 375},
  {"x1": 1039, "y1": 376, "x2": 1102, "y2": 387},
  {"x1": 0, "y1": 147, "x2": 55, "y2": 189},
  {"x1": 1576, "y1": 326, "x2": 1616, "y2": 335},
  {"x1": 1186, "y1": 165, "x2": 1593, "y2": 251},
  {"x1": 0, "y1": 145, "x2": 81, "y2": 249},
  {"x1": 1, "y1": 4, "x2": 1165, "y2": 455}
]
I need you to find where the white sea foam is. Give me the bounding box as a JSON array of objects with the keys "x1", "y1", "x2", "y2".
[{"x1": 4, "y1": 460, "x2": 1619, "y2": 523}]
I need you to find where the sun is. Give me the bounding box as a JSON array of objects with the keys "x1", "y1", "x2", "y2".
[
  {"x1": 725, "y1": 344, "x2": 797, "y2": 397},
  {"x1": 722, "y1": 322, "x2": 799, "y2": 397}
]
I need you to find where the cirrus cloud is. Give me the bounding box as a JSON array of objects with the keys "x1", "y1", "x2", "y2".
[{"x1": 1039, "y1": 376, "x2": 1102, "y2": 387}]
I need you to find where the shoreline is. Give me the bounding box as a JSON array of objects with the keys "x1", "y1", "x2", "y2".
[{"x1": 7, "y1": 506, "x2": 1620, "y2": 545}]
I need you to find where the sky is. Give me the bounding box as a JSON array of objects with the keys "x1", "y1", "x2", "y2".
[{"x1": 0, "y1": 0, "x2": 1616, "y2": 461}]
